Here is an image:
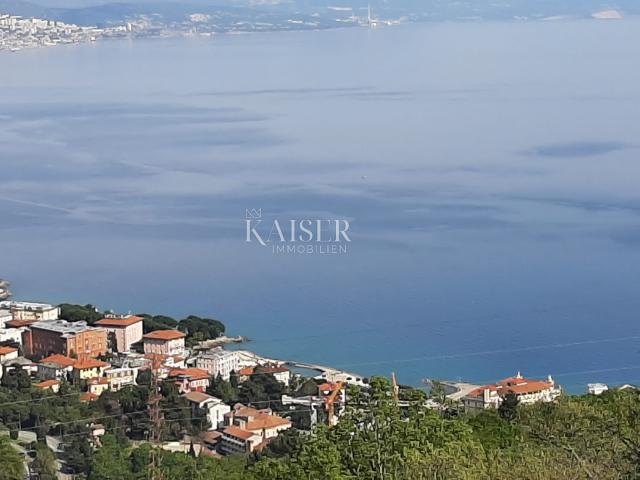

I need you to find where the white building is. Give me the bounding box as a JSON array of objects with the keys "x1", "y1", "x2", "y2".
[
  {"x1": 195, "y1": 349, "x2": 239, "y2": 381},
  {"x1": 462, "y1": 372, "x2": 561, "y2": 412},
  {"x1": 588, "y1": 383, "x2": 609, "y2": 395},
  {"x1": 0, "y1": 346, "x2": 19, "y2": 363},
  {"x1": 105, "y1": 365, "x2": 138, "y2": 391},
  {"x1": 0, "y1": 301, "x2": 60, "y2": 321},
  {"x1": 0, "y1": 309, "x2": 12, "y2": 327},
  {"x1": 183, "y1": 391, "x2": 230, "y2": 430}
]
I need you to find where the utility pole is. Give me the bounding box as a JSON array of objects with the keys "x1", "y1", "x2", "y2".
[{"x1": 147, "y1": 354, "x2": 165, "y2": 480}]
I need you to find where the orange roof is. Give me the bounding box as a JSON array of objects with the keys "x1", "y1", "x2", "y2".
[
  {"x1": 6, "y1": 319, "x2": 36, "y2": 328},
  {"x1": 95, "y1": 316, "x2": 143, "y2": 327},
  {"x1": 40, "y1": 354, "x2": 76, "y2": 368},
  {"x1": 168, "y1": 368, "x2": 210, "y2": 381},
  {"x1": 74, "y1": 358, "x2": 110, "y2": 370},
  {"x1": 0, "y1": 346, "x2": 18, "y2": 355},
  {"x1": 35, "y1": 379, "x2": 60, "y2": 389},
  {"x1": 223, "y1": 426, "x2": 257, "y2": 441},
  {"x1": 238, "y1": 366, "x2": 254, "y2": 376},
  {"x1": 80, "y1": 392, "x2": 99, "y2": 402},
  {"x1": 246, "y1": 415, "x2": 291, "y2": 432},
  {"x1": 469, "y1": 375, "x2": 554, "y2": 398},
  {"x1": 143, "y1": 330, "x2": 186, "y2": 341},
  {"x1": 257, "y1": 366, "x2": 289, "y2": 374}
]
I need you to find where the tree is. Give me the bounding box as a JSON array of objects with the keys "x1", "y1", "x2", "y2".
[
  {"x1": 1, "y1": 368, "x2": 31, "y2": 391},
  {"x1": 139, "y1": 314, "x2": 178, "y2": 334},
  {"x1": 59, "y1": 304, "x2": 103, "y2": 325},
  {"x1": 32, "y1": 442, "x2": 58, "y2": 480},
  {"x1": 498, "y1": 392, "x2": 519, "y2": 421},
  {"x1": 0, "y1": 436, "x2": 25, "y2": 480},
  {"x1": 178, "y1": 315, "x2": 225, "y2": 345},
  {"x1": 207, "y1": 375, "x2": 237, "y2": 404}
]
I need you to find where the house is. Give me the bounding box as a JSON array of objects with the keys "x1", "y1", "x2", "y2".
[
  {"x1": 183, "y1": 391, "x2": 230, "y2": 430},
  {"x1": 168, "y1": 368, "x2": 210, "y2": 393},
  {"x1": 200, "y1": 431, "x2": 223, "y2": 453},
  {"x1": 87, "y1": 377, "x2": 110, "y2": 396},
  {"x1": 95, "y1": 315, "x2": 144, "y2": 352},
  {"x1": 37, "y1": 354, "x2": 76, "y2": 380},
  {"x1": 239, "y1": 364, "x2": 291, "y2": 385},
  {"x1": 462, "y1": 372, "x2": 561, "y2": 412},
  {"x1": 0, "y1": 327, "x2": 22, "y2": 345},
  {"x1": 143, "y1": 330, "x2": 186, "y2": 356},
  {"x1": 0, "y1": 346, "x2": 19, "y2": 363},
  {"x1": 80, "y1": 392, "x2": 99, "y2": 402},
  {"x1": 195, "y1": 349, "x2": 239, "y2": 381},
  {"x1": 73, "y1": 358, "x2": 111, "y2": 381},
  {"x1": 219, "y1": 403, "x2": 291, "y2": 454},
  {"x1": 3, "y1": 357, "x2": 38, "y2": 376},
  {"x1": 588, "y1": 383, "x2": 609, "y2": 395},
  {"x1": 0, "y1": 301, "x2": 60, "y2": 321},
  {"x1": 0, "y1": 309, "x2": 11, "y2": 326},
  {"x1": 0, "y1": 310, "x2": 23, "y2": 345},
  {"x1": 105, "y1": 365, "x2": 138, "y2": 391},
  {"x1": 22, "y1": 320, "x2": 108, "y2": 360},
  {"x1": 220, "y1": 426, "x2": 263, "y2": 454},
  {"x1": 35, "y1": 379, "x2": 60, "y2": 393}
]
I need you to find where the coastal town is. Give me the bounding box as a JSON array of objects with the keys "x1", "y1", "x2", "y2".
[
  {"x1": 0, "y1": 6, "x2": 403, "y2": 52},
  {"x1": 0, "y1": 278, "x2": 635, "y2": 478}
]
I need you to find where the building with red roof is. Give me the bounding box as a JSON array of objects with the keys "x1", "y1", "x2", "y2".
[
  {"x1": 37, "y1": 354, "x2": 76, "y2": 380},
  {"x1": 95, "y1": 315, "x2": 143, "y2": 352},
  {"x1": 462, "y1": 372, "x2": 561, "y2": 411},
  {"x1": 143, "y1": 330, "x2": 186, "y2": 356},
  {"x1": 0, "y1": 346, "x2": 19, "y2": 363},
  {"x1": 167, "y1": 367, "x2": 210, "y2": 393},
  {"x1": 35, "y1": 379, "x2": 60, "y2": 393},
  {"x1": 73, "y1": 358, "x2": 111, "y2": 381},
  {"x1": 219, "y1": 403, "x2": 291, "y2": 455}
]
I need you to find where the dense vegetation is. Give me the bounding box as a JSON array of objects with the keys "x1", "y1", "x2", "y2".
[
  {"x1": 59, "y1": 303, "x2": 103, "y2": 325},
  {"x1": 59, "y1": 304, "x2": 226, "y2": 344},
  {"x1": 3, "y1": 375, "x2": 638, "y2": 479}
]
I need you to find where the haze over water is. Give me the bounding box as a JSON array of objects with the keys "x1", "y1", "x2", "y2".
[{"x1": 2, "y1": 20, "x2": 640, "y2": 392}]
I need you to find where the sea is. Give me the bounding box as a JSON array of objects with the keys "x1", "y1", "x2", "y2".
[{"x1": 1, "y1": 19, "x2": 640, "y2": 393}]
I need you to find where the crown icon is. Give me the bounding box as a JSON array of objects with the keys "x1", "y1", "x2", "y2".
[{"x1": 245, "y1": 208, "x2": 262, "y2": 219}]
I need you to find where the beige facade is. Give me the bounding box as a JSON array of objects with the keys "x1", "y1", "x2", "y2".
[
  {"x1": 95, "y1": 316, "x2": 144, "y2": 352},
  {"x1": 143, "y1": 330, "x2": 186, "y2": 356}
]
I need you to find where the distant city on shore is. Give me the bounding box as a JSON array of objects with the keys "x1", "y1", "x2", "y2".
[{"x1": 0, "y1": 0, "x2": 636, "y2": 51}]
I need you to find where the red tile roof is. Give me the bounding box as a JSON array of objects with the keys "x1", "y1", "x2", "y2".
[
  {"x1": 143, "y1": 330, "x2": 186, "y2": 341},
  {"x1": 40, "y1": 354, "x2": 76, "y2": 368},
  {"x1": 246, "y1": 415, "x2": 291, "y2": 432},
  {"x1": 468, "y1": 376, "x2": 555, "y2": 398},
  {"x1": 80, "y1": 392, "x2": 99, "y2": 402},
  {"x1": 95, "y1": 316, "x2": 143, "y2": 327},
  {"x1": 168, "y1": 368, "x2": 210, "y2": 381},
  {"x1": 35, "y1": 379, "x2": 60, "y2": 389},
  {"x1": 223, "y1": 426, "x2": 256, "y2": 441},
  {"x1": 6, "y1": 319, "x2": 36, "y2": 328},
  {"x1": 0, "y1": 346, "x2": 18, "y2": 355},
  {"x1": 73, "y1": 358, "x2": 110, "y2": 370}
]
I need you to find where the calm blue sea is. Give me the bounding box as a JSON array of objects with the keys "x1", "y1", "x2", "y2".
[{"x1": 2, "y1": 20, "x2": 640, "y2": 393}]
